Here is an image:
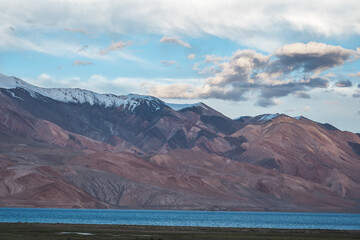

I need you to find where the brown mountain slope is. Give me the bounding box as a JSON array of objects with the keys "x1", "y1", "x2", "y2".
[
  {"x1": 232, "y1": 116, "x2": 360, "y2": 199},
  {"x1": 0, "y1": 134, "x2": 109, "y2": 208},
  {"x1": 0, "y1": 133, "x2": 358, "y2": 212}
]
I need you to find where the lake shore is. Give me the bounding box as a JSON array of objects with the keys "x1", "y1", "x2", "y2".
[{"x1": 1, "y1": 223, "x2": 360, "y2": 240}]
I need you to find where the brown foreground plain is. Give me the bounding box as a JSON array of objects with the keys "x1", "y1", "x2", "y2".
[{"x1": 0, "y1": 223, "x2": 360, "y2": 240}]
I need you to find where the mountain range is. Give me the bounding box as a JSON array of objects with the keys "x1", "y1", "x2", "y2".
[{"x1": 0, "y1": 73, "x2": 359, "y2": 212}]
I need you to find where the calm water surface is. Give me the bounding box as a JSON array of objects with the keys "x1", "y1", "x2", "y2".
[{"x1": 0, "y1": 208, "x2": 359, "y2": 230}]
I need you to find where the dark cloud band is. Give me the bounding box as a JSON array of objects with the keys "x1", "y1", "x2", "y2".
[{"x1": 335, "y1": 79, "x2": 353, "y2": 87}]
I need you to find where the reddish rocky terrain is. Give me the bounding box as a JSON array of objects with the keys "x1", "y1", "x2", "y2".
[{"x1": 0, "y1": 74, "x2": 359, "y2": 212}]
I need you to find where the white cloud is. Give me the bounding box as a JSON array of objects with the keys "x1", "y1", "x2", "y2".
[
  {"x1": 187, "y1": 54, "x2": 196, "y2": 60},
  {"x1": 38, "y1": 73, "x2": 52, "y2": 82},
  {"x1": 100, "y1": 41, "x2": 132, "y2": 55},
  {"x1": 302, "y1": 106, "x2": 311, "y2": 112},
  {"x1": 160, "y1": 60, "x2": 178, "y2": 66},
  {"x1": 275, "y1": 42, "x2": 351, "y2": 56},
  {"x1": 2, "y1": 1, "x2": 359, "y2": 53},
  {"x1": 160, "y1": 36, "x2": 191, "y2": 48},
  {"x1": 348, "y1": 72, "x2": 360, "y2": 77},
  {"x1": 72, "y1": 60, "x2": 93, "y2": 66},
  {"x1": 205, "y1": 55, "x2": 229, "y2": 63},
  {"x1": 64, "y1": 28, "x2": 89, "y2": 35},
  {"x1": 25, "y1": 74, "x2": 146, "y2": 95},
  {"x1": 325, "y1": 73, "x2": 336, "y2": 78},
  {"x1": 0, "y1": 30, "x2": 107, "y2": 60},
  {"x1": 150, "y1": 83, "x2": 196, "y2": 99}
]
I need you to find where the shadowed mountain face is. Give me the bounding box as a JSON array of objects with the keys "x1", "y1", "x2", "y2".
[{"x1": 0, "y1": 74, "x2": 360, "y2": 212}]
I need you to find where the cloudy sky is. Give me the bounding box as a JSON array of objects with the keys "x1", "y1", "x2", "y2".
[{"x1": 1, "y1": 0, "x2": 360, "y2": 132}]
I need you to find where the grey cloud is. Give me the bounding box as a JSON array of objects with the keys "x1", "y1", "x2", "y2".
[
  {"x1": 256, "y1": 99, "x2": 278, "y2": 107},
  {"x1": 260, "y1": 78, "x2": 328, "y2": 99},
  {"x1": 160, "y1": 36, "x2": 191, "y2": 48},
  {"x1": 353, "y1": 90, "x2": 360, "y2": 98},
  {"x1": 335, "y1": 79, "x2": 352, "y2": 87},
  {"x1": 271, "y1": 42, "x2": 355, "y2": 74},
  {"x1": 78, "y1": 45, "x2": 89, "y2": 52},
  {"x1": 206, "y1": 50, "x2": 269, "y2": 86},
  {"x1": 358, "y1": 83, "x2": 360, "y2": 88},
  {"x1": 150, "y1": 42, "x2": 356, "y2": 108},
  {"x1": 199, "y1": 88, "x2": 248, "y2": 101},
  {"x1": 294, "y1": 91, "x2": 311, "y2": 99},
  {"x1": 260, "y1": 83, "x2": 304, "y2": 99},
  {"x1": 304, "y1": 78, "x2": 329, "y2": 88}
]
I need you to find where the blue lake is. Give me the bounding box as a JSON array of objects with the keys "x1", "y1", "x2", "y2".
[{"x1": 0, "y1": 208, "x2": 359, "y2": 230}]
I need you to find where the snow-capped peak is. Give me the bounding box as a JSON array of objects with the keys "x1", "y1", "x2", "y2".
[
  {"x1": 0, "y1": 74, "x2": 164, "y2": 112},
  {"x1": 258, "y1": 114, "x2": 306, "y2": 122},
  {"x1": 165, "y1": 102, "x2": 207, "y2": 111},
  {"x1": 234, "y1": 113, "x2": 300, "y2": 123},
  {"x1": 0, "y1": 74, "x2": 30, "y2": 89}
]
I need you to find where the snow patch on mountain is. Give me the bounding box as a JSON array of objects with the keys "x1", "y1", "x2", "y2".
[
  {"x1": 259, "y1": 113, "x2": 281, "y2": 121},
  {"x1": 233, "y1": 116, "x2": 251, "y2": 121},
  {"x1": 6, "y1": 89, "x2": 24, "y2": 101},
  {"x1": 0, "y1": 74, "x2": 163, "y2": 112}
]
